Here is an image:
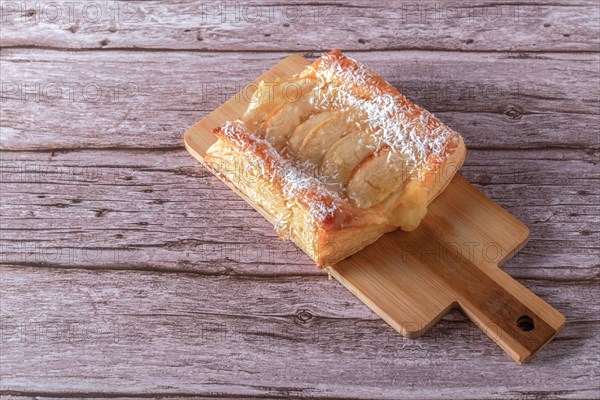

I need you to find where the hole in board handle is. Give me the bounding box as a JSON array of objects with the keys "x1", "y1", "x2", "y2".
[{"x1": 517, "y1": 315, "x2": 535, "y2": 331}]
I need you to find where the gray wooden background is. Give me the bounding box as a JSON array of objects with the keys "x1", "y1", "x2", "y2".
[{"x1": 1, "y1": 1, "x2": 599, "y2": 398}]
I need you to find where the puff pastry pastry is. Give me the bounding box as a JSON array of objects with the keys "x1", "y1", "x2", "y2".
[{"x1": 205, "y1": 50, "x2": 466, "y2": 267}]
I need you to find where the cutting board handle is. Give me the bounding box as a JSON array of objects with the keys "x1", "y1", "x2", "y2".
[{"x1": 445, "y1": 259, "x2": 565, "y2": 363}]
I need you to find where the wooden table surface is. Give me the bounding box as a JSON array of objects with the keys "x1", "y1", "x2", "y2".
[{"x1": 1, "y1": 1, "x2": 599, "y2": 398}]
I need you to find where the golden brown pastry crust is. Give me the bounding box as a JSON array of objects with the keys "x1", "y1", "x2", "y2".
[{"x1": 205, "y1": 50, "x2": 466, "y2": 267}]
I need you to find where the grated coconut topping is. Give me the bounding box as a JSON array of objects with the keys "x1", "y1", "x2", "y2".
[
  {"x1": 218, "y1": 120, "x2": 342, "y2": 224},
  {"x1": 217, "y1": 52, "x2": 461, "y2": 224},
  {"x1": 307, "y1": 52, "x2": 460, "y2": 171}
]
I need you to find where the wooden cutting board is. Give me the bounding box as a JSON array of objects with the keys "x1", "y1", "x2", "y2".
[{"x1": 184, "y1": 55, "x2": 565, "y2": 364}]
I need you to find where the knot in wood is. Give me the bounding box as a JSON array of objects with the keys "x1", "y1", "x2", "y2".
[
  {"x1": 505, "y1": 105, "x2": 523, "y2": 120},
  {"x1": 295, "y1": 309, "x2": 313, "y2": 324}
]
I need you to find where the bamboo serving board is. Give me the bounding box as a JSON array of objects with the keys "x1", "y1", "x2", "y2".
[{"x1": 184, "y1": 55, "x2": 565, "y2": 363}]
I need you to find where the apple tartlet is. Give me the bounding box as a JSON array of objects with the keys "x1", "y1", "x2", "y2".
[{"x1": 205, "y1": 50, "x2": 466, "y2": 267}]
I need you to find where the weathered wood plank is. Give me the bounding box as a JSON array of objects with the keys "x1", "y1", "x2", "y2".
[
  {"x1": 0, "y1": 50, "x2": 598, "y2": 150},
  {"x1": 1, "y1": 4, "x2": 598, "y2": 396},
  {"x1": 1, "y1": 0, "x2": 598, "y2": 52},
  {"x1": 1, "y1": 148, "x2": 598, "y2": 279},
  {"x1": 0, "y1": 266, "x2": 598, "y2": 399}
]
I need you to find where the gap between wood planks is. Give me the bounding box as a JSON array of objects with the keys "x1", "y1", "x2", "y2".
[
  {"x1": 3, "y1": 388, "x2": 597, "y2": 400},
  {"x1": 0, "y1": 262, "x2": 597, "y2": 285},
  {"x1": 2, "y1": 45, "x2": 600, "y2": 55},
  {"x1": 2, "y1": 144, "x2": 598, "y2": 153}
]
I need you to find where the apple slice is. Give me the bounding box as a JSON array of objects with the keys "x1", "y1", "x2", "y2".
[
  {"x1": 346, "y1": 149, "x2": 414, "y2": 209},
  {"x1": 297, "y1": 111, "x2": 361, "y2": 165},
  {"x1": 288, "y1": 111, "x2": 339, "y2": 156},
  {"x1": 263, "y1": 89, "x2": 318, "y2": 150},
  {"x1": 242, "y1": 78, "x2": 316, "y2": 133},
  {"x1": 320, "y1": 128, "x2": 376, "y2": 185}
]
